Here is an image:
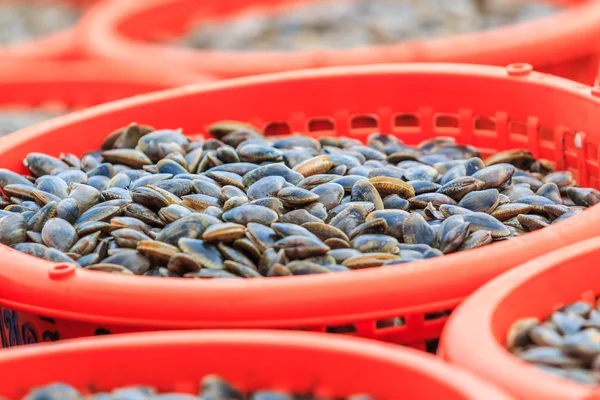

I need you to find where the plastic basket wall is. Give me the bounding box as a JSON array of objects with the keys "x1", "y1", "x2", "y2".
[
  {"x1": 79, "y1": 0, "x2": 600, "y2": 82},
  {"x1": 440, "y1": 237, "x2": 600, "y2": 400},
  {"x1": 0, "y1": 330, "x2": 513, "y2": 400},
  {"x1": 0, "y1": 60, "x2": 213, "y2": 118},
  {"x1": 1, "y1": 64, "x2": 600, "y2": 350}
]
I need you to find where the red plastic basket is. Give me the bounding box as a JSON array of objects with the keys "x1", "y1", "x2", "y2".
[
  {"x1": 0, "y1": 330, "x2": 513, "y2": 400},
  {"x1": 439, "y1": 237, "x2": 600, "y2": 400},
  {"x1": 0, "y1": 0, "x2": 99, "y2": 60},
  {"x1": 0, "y1": 59, "x2": 213, "y2": 121},
  {"x1": 1, "y1": 63, "x2": 600, "y2": 350},
  {"x1": 79, "y1": 0, "x2": 600, "y2": 82}
]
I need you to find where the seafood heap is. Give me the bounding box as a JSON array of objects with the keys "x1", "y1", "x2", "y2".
[
  {"x1": 22, "y1": 375, "x2": 373, "y2": 400},
  {"x1": 0, "y1": 109, "x2": 65, "y2": 137},
  {"x1": 0, "y1": 1, "x2": 80, "y2": 45},
  {"x1": 0, "y1": 121, "x2": 596, "y2": 278},
  {"x1": 508, "y1": 300, "x2": 600, "y2": 385},
  {"x1": 178, "y1": 0, "x2": 558, "y2": 51}
]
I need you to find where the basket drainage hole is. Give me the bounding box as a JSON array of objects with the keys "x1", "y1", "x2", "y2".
[
  {"x1": 426, "y1": 339, "x2": 440, "y2": 354},
  {"x1": 475, "y1": 116, "x2": 496, "y2": 131},
  {"x1": 54, "y1": 265, "x2": 70, "y2": 271},
  {"x1": 394, "y1": 113, "x2": 419, "y2": 128},
  {"x1": 308, "y1": 118, "x2": 334, "y2": 132},
  {"x1": 510, "y1": 120, "x2": 527, "y2": 136},
  {"x1": 435, "y1": 114, "x2": 459, "y2": 129},
  {"x1": 264, "y1": 122, "x2": 291, "y2": 136},
  {"x1": 375, "y1": 317, "x2": 405, "y2": 330},
  {"x1": 326, "y1": 324, "x2": 357, "y2": 334},
  {"x1": 424, "y1": 310, "x2": 452, "y2": 321},
  {"x1": 351, "y1": 115, "x2": 378, "y2": 130}
]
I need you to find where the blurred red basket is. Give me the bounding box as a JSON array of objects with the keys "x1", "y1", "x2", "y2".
[
  {"x1": 0, "y1": 59, "x2": 213, "y2": 132},
  {"x1": 0, "y1": 330, "x2": 512, "y2": 400},
  {"x1": 79, "y1": 0, "x2": 600, "y2": 82},
  {"x1": 439, "y1": 237, "x2": 600, "y2": 400},
  {"x1": 0, "y1": 0, "x2": 99, "y2": 60},
  {"x1": 1, "y1": 63, "x2": 600, "y2": 350}
]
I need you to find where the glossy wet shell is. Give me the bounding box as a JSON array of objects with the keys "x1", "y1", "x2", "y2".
[
  {"x1": 222, "y1": 204, "x2": 279, "y2": 225},
  {"x1": 0, "y1": 213, "x2": 27, "y2": 246},
  {"x1": 247, "y1": 176, "x2": 286, "y2": 200},
  {"x1": 243, "y1": 164, "x2": 303, "y2": 187},
  {"x1": 203, "y1": 222, "x2": 245, "y2": 242},
  {"x1": 342, "y1": 253, "x2": 400, "y2": 269},
  {"x1": 366, "y1": 210, "x2": 408, "y2": 240},
  {"x1": 238, "y1": 144, "x2": 283, "y2": 163},
  {"x1": 368, "y1": 176, "x2": 415, "y2": 198},
  {"x1": 277, "y1": 187, "x2": 320, "y2": 207},
  {"x1": 293, "y1": 155, "x2": 334, "y2": 177},
  {"x1": 155, "y1": 214, "x2": 216, "y2": 246},
  {"x1": 179, "y1": 238, "x2": 224, "y2": 270},
  {"x1": 463, "y1": 212, "x2": 511, "y2": 238},
  {"x1": 329, "y1": 203, "x2": 368, "y2": 237},
  {"x1": 402, "y1": 213, "x2": 436, "y2": 247},
  {"x1": 351, "y1": 180, "x2": 384, "y2": 210},
  {"x1": 458, "y1": 189, "x2": 500, "y2": 213},
  {"x1": 351, "y1": 234, "x2": 398, "y2": 253},
  {"x1": 274, "y1": 235, "x2": 330, "y2": 259},
  {"x1": 471, "y1": 164, "x2": 515, "y2": 189},
  {"x1": 311, "y1": 183, "x2": 345, "y2": 211},
  {"x1": 41, "y1": 218, "x2": 78, "y2": 252}
]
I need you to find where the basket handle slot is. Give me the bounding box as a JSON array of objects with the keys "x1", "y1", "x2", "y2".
[
  {"x1": 375, "y1": 316, "x2": 406, "y2": 331},
  {"x1": 325, "y1": 323, "x2": 357, "y2": 334},
  {"x1": 476, "y1": 115, "x2": 497, "y2": 132},
  {"x1": 393, "y1": 113, "x2": 419, "y2": 128},
  {"x1": 307, "y1": 118, "x2": 334, "y2": 133},
  {"x1": 350, "y1": 115, "x2": 378, "y2": 130},
  {"x1": 264, "y1": 121, "x2": 291, "y2": 136},
  {"x1": 424, "y1": 309, "x2": 452, "y2": 322}
]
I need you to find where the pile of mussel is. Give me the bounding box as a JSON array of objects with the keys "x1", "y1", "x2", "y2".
[
  {"x1": 23, "y1": 375, "x2": 373, "y2": 400},
  {"x1": 0, "y1": 120, "x2": 596, "y2": 278}
]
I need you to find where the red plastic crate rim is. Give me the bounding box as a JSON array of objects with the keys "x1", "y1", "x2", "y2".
[
  {"x1": 1, "y1": 64, "x2": 600, "y2": 347},
  {"x1": 0, "y1": 60, "x2": 214, "y2": 111},
  {"x1": 0, "y1": 30, "x2": 76, "y2": 60},
  {"x1": 0, "y1": 330, "x2": 513, "y2": 399},
  {"x1": 79, "y1": 0, "x2": 600, "y2": 82},
  {"x1": 439, "y1": 237, "x2": 600, "y2": 400}
]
